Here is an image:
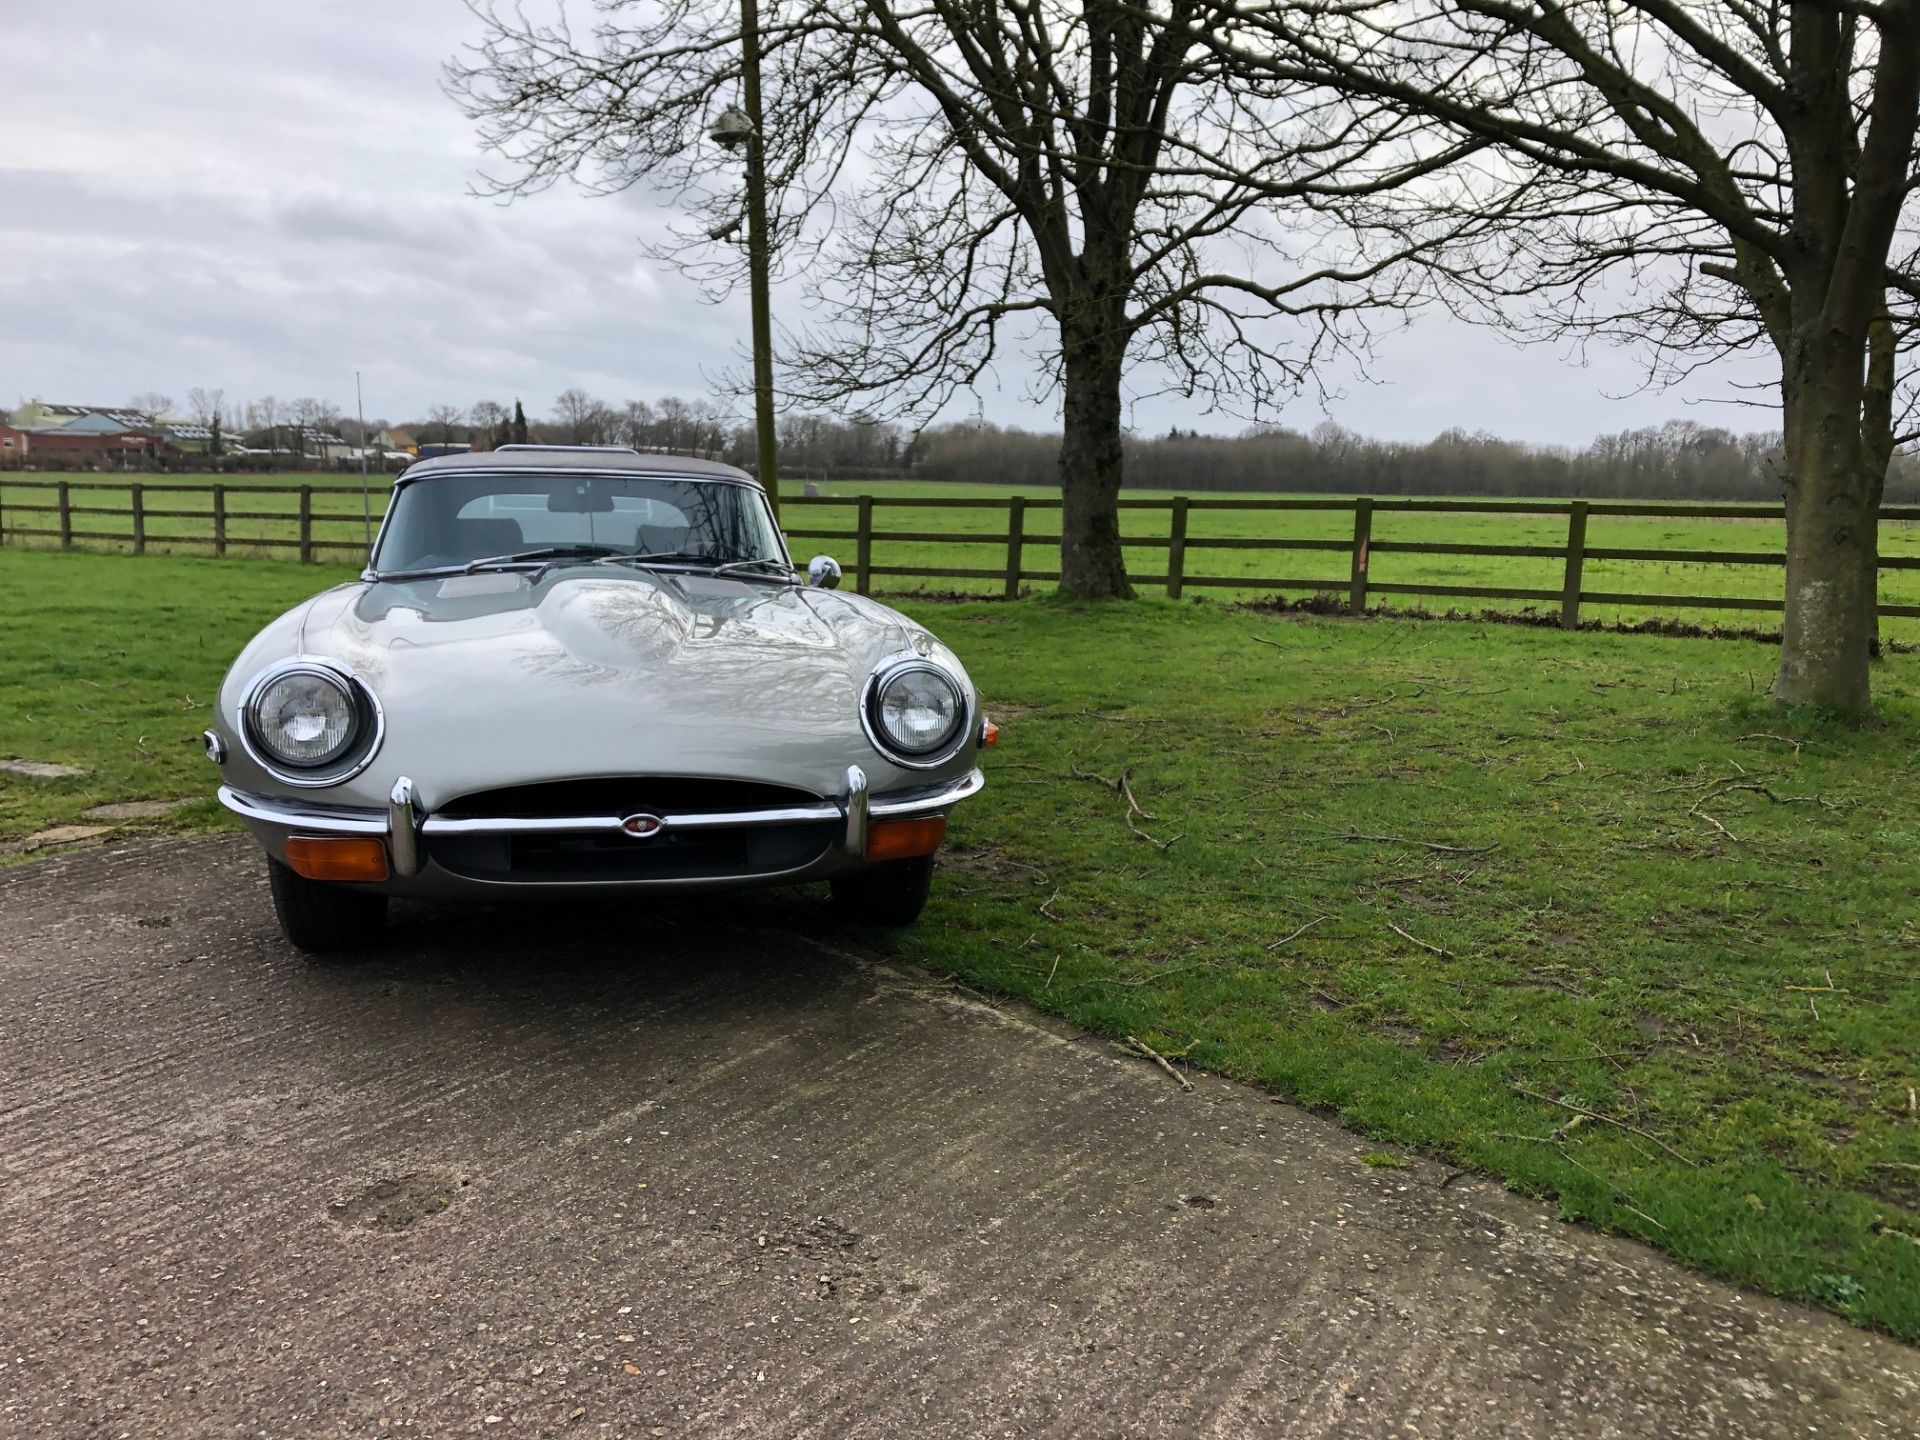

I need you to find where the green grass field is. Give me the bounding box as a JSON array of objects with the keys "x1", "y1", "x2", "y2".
[
  {"x1": 2, "y1": 547, "x2": 1918, "y2": 1340},
  {"x1": 8, "y1": 472, "x2": 1920, "y2": 638}
]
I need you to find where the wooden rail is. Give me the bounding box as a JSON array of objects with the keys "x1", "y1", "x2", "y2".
[{"x1": 7, "y1": 479, "x2": 1920, "y2": 626}]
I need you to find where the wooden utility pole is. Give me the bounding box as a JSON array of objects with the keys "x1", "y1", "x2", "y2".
[{"x1": 741, "y1": 0, "x2": 779, "y2": 519}]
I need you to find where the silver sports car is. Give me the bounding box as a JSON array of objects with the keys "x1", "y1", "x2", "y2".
[{"x1": 205, "y1": 446, "x2": 991, "y2": 952}]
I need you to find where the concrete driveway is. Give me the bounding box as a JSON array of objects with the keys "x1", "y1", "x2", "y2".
[{"x1": 2, "y1": 836, "x2": 1915, "y2": 1439}]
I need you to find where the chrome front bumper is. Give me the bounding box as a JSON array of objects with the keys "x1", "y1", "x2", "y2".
[{"x1": 217, "y1": 765, "x2": 984, "y2": 895}]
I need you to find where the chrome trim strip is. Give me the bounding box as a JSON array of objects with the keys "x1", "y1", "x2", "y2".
[
  {"x1": 389, "y1": 776, "x2": 422, "y2": 877},
  {"x1": 219, "y1": 769, "x2": 984, "y2": 844},
  {"x1": 843, "y1": 765, "x2": 869, "y2": 857},
  {"x1": 421, "y1": 804, "x2": 838, "y2": 837},
  {"x1": 870, "y1": 767, "x2": 985, "y2": 817},
  {"x1": 217, "y1": 785, "x2": 388, "y2": 836}
]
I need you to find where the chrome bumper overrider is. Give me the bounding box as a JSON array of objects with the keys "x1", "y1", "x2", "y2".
[{"x1": 217, "y1": 765, "x2": 984, "y2": 881}]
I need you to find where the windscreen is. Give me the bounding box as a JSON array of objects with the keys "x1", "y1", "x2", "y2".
[{"x1": 374, "y1": 472, "x2": 785, "y2": 574}]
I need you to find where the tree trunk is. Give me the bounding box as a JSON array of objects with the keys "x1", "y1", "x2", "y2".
[
  {"x1": 1057, "y1": 329, "x2": 1133, "y2": 600},
  {"x1": 1773, "y1": 360, "x2": 1878, "y2": 712}
]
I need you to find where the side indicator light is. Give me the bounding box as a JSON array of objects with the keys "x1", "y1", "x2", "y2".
[
  {"x1": 981, "y1": 721, "x2": 1000, "y2": 747},
  {"x1": 285, "y1": 835, "x2": 391, "y2": 883},
  {"x1": 864, "y1": 815, "x2": 947, "y2": 863}
]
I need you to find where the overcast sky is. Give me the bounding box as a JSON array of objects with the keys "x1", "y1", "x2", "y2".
[{"x1": 0, "y1": 1, "x2": 1780, "y2": 446}]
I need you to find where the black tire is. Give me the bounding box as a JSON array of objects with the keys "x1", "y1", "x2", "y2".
[
  {"x1": 830, "y1": 854, "x2": 936, "y2": 926},
  {"x1": 267, "y1": 859, "x2": 388, "y2": 955}
]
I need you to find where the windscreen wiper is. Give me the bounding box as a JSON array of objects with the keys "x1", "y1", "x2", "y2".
[
  {"x1": 463, "y1": 543, "x2": 622, "y2": 575},
  {"x1": 594, "y1": 549, "x2": 722, "y2": 570},
  {"x1": 707, "y1": 556, "x2": 798, "y2": 580}
]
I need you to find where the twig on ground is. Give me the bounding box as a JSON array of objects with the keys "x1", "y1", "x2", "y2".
[
  {"x1": 1688, "y1": 804, "x2": 1740, "y2": 842},
  {"x1": 1707, "y1": 781, "x2": 1838, "y2": 809},
  {"x1": 1038, "y1": 888, "x2": 1063, "y2": 922},
  {"x1": 1387, "y1": 921, "x2": 1452, "y2": 957},
  {"x1": 1738, "y1": 733, "x2": 1808, "y2": 754},
  {"x1": 1533, "y1": 755, "x2": 1585, "y2": 783},
  {"x1": 1510, "y1": 1085, "x2": 1699, "y2": 1168},
  {"x1": 1044, "y1": 955, "x2": 1059, "y2": 992},
  {"x1": 1328, "y1": 830, "x2": 1499, "y2": 855},
  {"x1": 1125, "y1": 812, "x2": 1184, "y2": 850},
  {"x1": 1267, "y1": 916, "x2": 1327, "y2": 950},
  {"x1": 1091, "y1": 962, "x2": 1211, "y2": 988},
  {"x1": 1784, "y1": 971, "x2": 1849, "y2": 995},
  {"x1": 1074, "y1": 763, "x2": 1180, "y2": 848},
  {"x1": 1123, "y1": 1035, "x2": 1194, "y2": 1092}
]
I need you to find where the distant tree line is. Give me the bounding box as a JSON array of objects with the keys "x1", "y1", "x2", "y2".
[
  {"x1": 910, "y1": 420, "x2": 1920, "y2": 504},
  {"x1": 11, "y1": 391, "x2": 1916, "y2": 502}
]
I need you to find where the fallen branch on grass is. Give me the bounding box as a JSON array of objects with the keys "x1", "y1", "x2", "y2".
[
  {"x1": 1267, "y1": 916, "x2": 1326, "y2": 950},
  {"x1": 1327, "y1": 830, "x2": 1499, "y2": 855},
  {"x1": 1123, "y1": 1035, "x2": 1194, "y2": 1092},
  {"x1": 1387, "y1": 921, "x2": 1451, "y2": 957},
  {"x1": 1784, "y1": 971, "x2": 1849, "y2": 995},
  {"x1": 1072, "y1": 763, "x2": 1182, "y2": 849},
  {"x1": 1510, "y1": 1085, "x2": 1698, "y2": 1169},
  {"x1": 1738, "y1": 733, "x2": 1809, "y2": 754}
]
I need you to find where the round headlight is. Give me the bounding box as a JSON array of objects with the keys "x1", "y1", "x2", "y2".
[
  {"x1": 246, "y1": 667, "x2": 360, "y2": 771},
  {"x1": 868, "y1": 662, "x2": 965, "y2": 760}
]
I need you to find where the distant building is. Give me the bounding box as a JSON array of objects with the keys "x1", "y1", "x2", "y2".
[
  {"x1": 300, "y1": 430, "x2": 356, "y2": 464},
  {"x1": 13, "y1": 400, "x2": 157, "y2": 431},
  {"x1": 22, "y1": 424, "x2": 157, "y2": 468},
  {"x1": 0, "y1": 423, "x2": 30, "y2": 460}
]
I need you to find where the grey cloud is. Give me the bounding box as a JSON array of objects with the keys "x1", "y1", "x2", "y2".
[{"x1": 0, "y1": 0, "x2": 1779, "y2": 441}]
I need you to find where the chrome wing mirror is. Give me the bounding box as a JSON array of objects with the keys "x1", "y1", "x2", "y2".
[{"x1": 807, "y1": 555, "x2": 843, "y2": 589}]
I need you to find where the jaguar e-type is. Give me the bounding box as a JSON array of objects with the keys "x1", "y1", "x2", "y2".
[{"x1": 205, "y1": 447, "x2": 990, "y2": 952}]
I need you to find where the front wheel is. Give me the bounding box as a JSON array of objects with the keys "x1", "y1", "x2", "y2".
[
  {"x1": 830, "y1": 854, "x2": 935, "y2": 927},
  {"x1": 267, "y1": 859, "x2": 388, "y2": 955}
]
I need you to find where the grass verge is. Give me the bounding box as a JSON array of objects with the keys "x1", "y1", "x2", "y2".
[{"x1": 2, "y1": 548, "x2": 1917, "y2": 1339}]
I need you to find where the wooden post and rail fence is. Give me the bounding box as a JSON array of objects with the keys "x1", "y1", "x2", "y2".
[{"x1": 4, "y1": 479, "x2": 1920, "y2": 628}]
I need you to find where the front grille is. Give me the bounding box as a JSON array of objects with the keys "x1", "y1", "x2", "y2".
[
  {"x1": 430, "y1": 821, "x2": 833, "y2": 883},
  {"x1": 437, "y1": 776, "x2": 820, "y2": 818}
]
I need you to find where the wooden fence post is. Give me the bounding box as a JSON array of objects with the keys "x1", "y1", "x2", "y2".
[
  {"x1": 57, "y1": 482, "x2": 72, "y2": 549},
  {"x1": 1560, "y1": 501, "x2": 1589, "y2": 629},
  {"x1": 1167, "y1": 497, "x2": 1189, "y2": 600},
  {"x1": 855, "y1": 495, "x2": 874, "y2": 595},
  {"x1": 212, "y1": 485, "x2": 228, "y2": 557},
  {"x1": 130, "y1": 483, "x2": 146, "y2": 555},
  {"x1": 1004, "y1": 496, "x2": 1027, "y2": 600},
  {"x1": 298, "y1": 485, "x2": 314, "y2": 564},
  {"x1": 1348, "y1": 497, "x2": 1373, "y2": 615}
]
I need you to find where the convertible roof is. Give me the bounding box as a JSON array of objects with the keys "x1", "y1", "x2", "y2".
[{"x1": 400, "y1": 446, "x2": 758, "y2": 485}]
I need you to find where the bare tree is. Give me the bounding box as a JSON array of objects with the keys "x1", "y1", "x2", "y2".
[
  {"x1": 128, "y1": 393, "x2": 175, "y2": 423},
  {"x1": 250, "y1": 395, "x2": 282, "y2": 454},
  {"x1": 186, "y1": 387, "x2": 228, "y2": 455},
  {"x1": 450, "y1": 0, "x2": 1481, "y2": 597},
  {"x1": 552, "y1": 388, "x2": 609, "y2": 444},
  {"x1": 470, "y1": 399, "x2": 509, "y2": 448},
  {"x1": 426, "y1": 404, "x2": 467, "y2": 445},
  {"x1": 287, "y1": 397, "x2": 333, "y2": 463},
  {"x1": 1217, "y1": 0, "x2": 1920, "y2": 710},
  {"x1": 617, "y1": 399, "x2": 656, "y2": 451}
]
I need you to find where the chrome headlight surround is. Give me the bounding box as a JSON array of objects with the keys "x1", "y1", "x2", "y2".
[
  {"x1": 861, "y1": 656, "x2": 971, "y2": 770},
  {"x1": 237, "y1": 660, "x2": 384, "y2": 789}
]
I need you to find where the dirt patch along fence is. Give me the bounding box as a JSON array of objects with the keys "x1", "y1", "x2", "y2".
[{"x1": 7, "y1": 480, "x2": 1920, "y2": 631}]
